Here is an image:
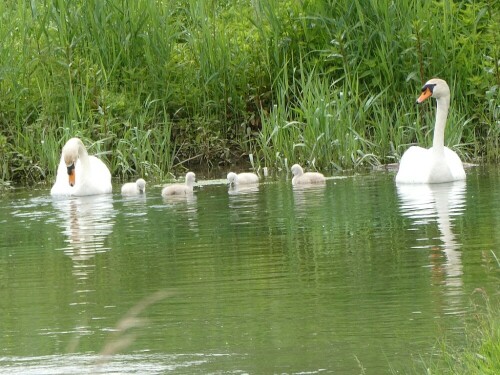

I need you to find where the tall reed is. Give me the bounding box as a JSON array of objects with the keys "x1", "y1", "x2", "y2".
[{"x1": 0, "y1": 0, "x2": 498, "y2": 183}]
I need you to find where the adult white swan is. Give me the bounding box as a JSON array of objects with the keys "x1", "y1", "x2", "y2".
[
  {"x1": 396, "y1": 78, "x2": 466, "y2": 184},
  {"x1": 50, "y1": 138, "x2": 112, "y2": 196}
]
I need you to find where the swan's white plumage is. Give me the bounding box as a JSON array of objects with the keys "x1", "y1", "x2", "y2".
[
  {"x1": 161, "y1": 172, "x2": 196, "y2": 196},
  {"x1": 227, "y1": 172, "x2": 259, "y2": 185},
  {"x1": 51, "y1": 138, "x2": 112, "y2": 197},
  {"x1": 121, "y1": 178, "x2": 146, "y2": 196},
  {"x1": 396, "y1": 78, "x2": 465, "y2": 184},
  {"x1": 291, "y1": 164, "x2": 325, "y2": 185}
]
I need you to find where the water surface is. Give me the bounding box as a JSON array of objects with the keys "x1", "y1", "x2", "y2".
[{"x1": 0, "y1": 167, "x2": 499, "y2": 374}]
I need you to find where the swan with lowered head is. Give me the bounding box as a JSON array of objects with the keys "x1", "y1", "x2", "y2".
[
  {"x1": 121, "y1": 178, "x2": 146, "y2": 196},
  {"x1": 396, "y1": 78, "x2": 466, "y2": 184},
  {"x1": 227, "y1": 172, "x2": 259, "y2": 186},
  {"x1": 51, "y1": 137, "x2": 112, "y2": 196},
  {"x1": 161, "y1": 172, "x2": 196, "y2": 196},
  {"x1": 291, "y1": 164, "x2": 326, "y2": 185}
]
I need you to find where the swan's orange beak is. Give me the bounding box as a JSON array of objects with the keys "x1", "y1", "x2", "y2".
[
  {"x1": 67, "y1": 164, "x2": 75, "y2": 187},
  {"x1": 416, "y1": 87, "x2": 432, "y2": 104}
]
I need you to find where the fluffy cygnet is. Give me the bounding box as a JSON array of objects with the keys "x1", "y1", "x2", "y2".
[
  {"x1": 291, "y1": 164, "x2": 325, "y2": 185},
  {"x1": 121, "y1": 178, "x2": 146, "y2": 196},
  {"x1": 161, "y1": 172, "x2": 196, "y2": 196},
  {"x1": 227, "y1": 172, "x2": 259, "y2": 186}
]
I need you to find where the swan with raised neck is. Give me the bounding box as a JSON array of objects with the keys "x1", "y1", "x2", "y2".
[{"x1": 396, "y1": 78, "x2": 465, "y2": 184}]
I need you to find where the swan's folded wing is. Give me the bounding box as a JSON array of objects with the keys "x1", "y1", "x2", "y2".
[
  {"x1": 444, "y1": 147, "x2": 466, "y2": 181},
  {"x1": 395, "y1": 146, "x2": 431, "y2": 184}
]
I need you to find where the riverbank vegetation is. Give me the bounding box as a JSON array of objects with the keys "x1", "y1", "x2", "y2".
[
  {"x1": 412, "y1": 252, "x2": 500, "y2": 374},
  {"x1": 404, "y1": 299, "x2": 500, "y2": 374},
  {"x1": 432, "y1": 298, "x2": 500, "y2": 375},
  {"x1": 0, "y1": 0, "x2": 498, "y2": 184}
]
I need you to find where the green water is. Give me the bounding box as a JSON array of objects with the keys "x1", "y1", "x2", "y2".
[{"x1": 0, "y1": 167, "x2": 499, "y2": 374}]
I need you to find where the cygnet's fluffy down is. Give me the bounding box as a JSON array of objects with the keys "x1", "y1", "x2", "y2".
[
  {"x1": 227, "y1": 172, "x2": 259, "y2": 185},
  {"x1": 291, "y1": 164, "x2": 326, "y2": 185},
  {"x1": 161, "y1": 172, "x2": 196, "y2": 196},
  {"x1": 121, "y1": 178, "x2": 146, "y2": 196}
]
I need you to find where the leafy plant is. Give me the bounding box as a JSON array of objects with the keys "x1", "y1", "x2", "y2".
[{"x1": 0, "y1": 0, "x2": 498, "y2": 184}]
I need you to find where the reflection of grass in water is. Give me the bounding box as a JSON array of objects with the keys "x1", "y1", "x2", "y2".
[
  {"x1": 408, "y1": 251, "x2": 500, "y2": 375},
  {"x1": 95, "y1": 290, "x2": 172, "y2": 364},
  {"x1": 491, "y1": 250, "x2": 500, "y2": 268},
  {"x1": 354, "y1": 355, "x2": 366, "y2": 374}
]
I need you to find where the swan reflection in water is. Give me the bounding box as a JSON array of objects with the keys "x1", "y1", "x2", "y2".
[
  {"x1": 51, "y1": 194, "x2": 116, "y2": 349},
  {"x1": 162, "y1": 193, "x2": 199, "y2": 233},
  {"x1": 228, "y1": 183, "x2": 259, "y2": 196},
  {"x1": 292, "y1": 183, "x2": 327, "y2": 215},
  {"x1": 52, "y1": 195, "x2": 116, "y2": 279},
  {"x1": 397, "y1": 181, "x2": 466, "y2": 293},
  {"x1": 228, "y1": 184, "x2": 261, "y2": 226}
]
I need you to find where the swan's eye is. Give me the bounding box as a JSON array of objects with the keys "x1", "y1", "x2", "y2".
[
  {"x1": 67, "y1": 163, "x2": 75, "y2": 175},
  {"x1": 422, "y1": 83, "x2": 437, "y2": 93}
]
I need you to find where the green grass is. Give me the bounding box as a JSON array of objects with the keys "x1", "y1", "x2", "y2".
[
  {"x1": 0, "y1": 0, "x2": 498, "y2": 184},
  {"x1": 412, "y1": 296, "x2": 500, "y2": 375},
  {"x1": 406, "y1": 251, "x2": 500, "y2": 375}
]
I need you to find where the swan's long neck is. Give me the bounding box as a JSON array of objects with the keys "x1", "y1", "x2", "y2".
[
  {"x1": 77, "y1": 142, "x2": 90, "y2": 177},
  {"x1": 185, "y1": 174, "x2": 196, "y2": 188},
  {"x1": 432, "y1": 95, "x2": 450, "y2": 152}
]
